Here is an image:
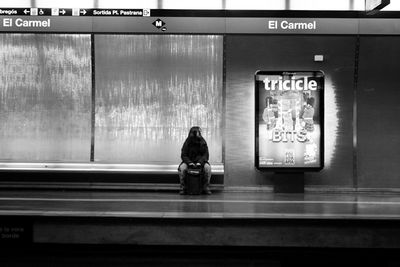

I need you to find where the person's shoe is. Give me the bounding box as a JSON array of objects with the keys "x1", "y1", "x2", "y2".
[{"x1": 202, "y1": 188, "x2": 212, "y2": 195}]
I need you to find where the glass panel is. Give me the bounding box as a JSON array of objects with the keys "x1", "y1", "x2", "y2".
[
  {"x1": 97, "y1": 0, "x2": 157, "y2": 8},
  {"x1": 162, "y1": 0, "x2": 222, "y2": 9},
  {"x1": 289, "y1": 0, "x2": 355, "y2": 10},
  {"x1": 0, "y1": 0, "x2": 31, "y2": 7},
  {"x1": 226, "y1": 0, "x2": 285, "y2": 10},
  {"x1": 352, "y1": 0, "x2": 365, "y2": 10},
  {"x1": 382, "y1": 1, "x2": 400, "y2": 10},
  {"x1": 35, "y1": 0, "x2": 158, "y2": 9},
  {"x1": 0, "y1": 0, "x2": 367, "y2": 10},
  {"x1": 0, "y1": 34, "x2": 92, "y2": 162},
  {"x1": 95, "y1": 35, "x2": 223, "y2": 164},
  {"x1": 33, "y1": 0, "x2": 95, "y2": 8}
]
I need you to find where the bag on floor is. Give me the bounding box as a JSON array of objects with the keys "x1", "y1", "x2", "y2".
[{"x1": 185, "y1": 166, "x2": 203, "y2": 195}]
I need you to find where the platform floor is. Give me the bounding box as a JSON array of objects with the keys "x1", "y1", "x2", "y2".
[{"x1": 1, "y1": 190, "x2": 400, "y2": 220}]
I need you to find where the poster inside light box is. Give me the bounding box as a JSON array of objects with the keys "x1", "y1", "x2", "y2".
[{"x1": 255, "y1": 71, "x2": 324, "y2": 170}]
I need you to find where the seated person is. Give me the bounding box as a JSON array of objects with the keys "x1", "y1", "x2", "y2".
[{"x1": 178, "y1": 126, "x2": 212, "y2": 195}]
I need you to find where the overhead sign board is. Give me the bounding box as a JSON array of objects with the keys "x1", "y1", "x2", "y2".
[
  {"x1": 0, "y1": 9, "x2": 399, "y2": 34},
  {"x1": 225, "y1": 18, "x2": 359, "y2": 34}
]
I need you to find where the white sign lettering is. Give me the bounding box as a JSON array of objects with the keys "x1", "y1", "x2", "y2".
[
  {"x1": 2, "y1": 18, "x2": 51, "y2": 28},
  {"x1": 268, "y1": 20, "x2": 316, "y2": 30},
  {"x1": 263, "y1": 77, "x2": 317, "y2": 91}
]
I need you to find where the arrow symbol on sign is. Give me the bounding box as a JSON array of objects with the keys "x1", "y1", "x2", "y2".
[
  {"x1": 60, "y1": 9, "x2": 66, "y2": 15},
  {"x1": 80, "y1": 9, "x2": 87, "y2": 15},
  {"x1": 24, "y1": 9, "x2": 30, "y2": 14}
]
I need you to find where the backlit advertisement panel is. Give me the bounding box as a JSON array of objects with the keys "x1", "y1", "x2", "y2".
[{"x1": 255, "y1": 71, "x2": 324, "y2": 171}]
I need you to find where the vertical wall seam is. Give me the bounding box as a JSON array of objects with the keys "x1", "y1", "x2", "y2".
[
  {"x1": 353, "y1": 35, "x2": 360, "y2": 189},
  {"x1": 222, "y1": 34, "x2": 227, "y2": 165},
  {"x1": 90, "y1": 34, "x2": 96, "y2": 162}
]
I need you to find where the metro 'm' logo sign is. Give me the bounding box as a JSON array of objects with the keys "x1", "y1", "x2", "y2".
[{"x1": 152, "y1": 19, "x2": 165, "y2": 29}]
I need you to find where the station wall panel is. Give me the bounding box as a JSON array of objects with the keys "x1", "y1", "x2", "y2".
[
  {"x1": 0, "y1": 34, "x2": 92, "y2": 162},
  {"x1": 94, "y1": 35, "x2": 223, "y2": 164},
  {"x1": 225, "y1": 35, "x2": 356, "y2": 187},
  {"x1": 357, "y1": 36, "x2": 400, "y2": 189}
]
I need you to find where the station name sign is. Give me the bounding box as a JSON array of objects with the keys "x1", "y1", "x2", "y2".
[
  {"x1": 268, "y1": 20, "x2": 317, "y2": 30},
  {"x1": 3, "y1": 18, "x2": 50, "y2": 28},
  {"x1": 226, "y1": 18, "x2": 358, "y2": 34}
]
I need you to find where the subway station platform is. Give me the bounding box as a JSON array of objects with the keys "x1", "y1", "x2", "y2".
[
  {"x1": 1, "y1": 190, "x2": 400, "y2": 249},
  {"x1": 2, "y1": 190, "x2": 400, "y2": 220}
]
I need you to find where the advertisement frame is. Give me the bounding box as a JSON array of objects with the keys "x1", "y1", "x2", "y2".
[{"x1": 255, "y1": 70, "x2": 324, "y2": 172}]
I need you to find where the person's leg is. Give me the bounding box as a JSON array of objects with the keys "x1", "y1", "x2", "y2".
[
  {"x1": 178, "y1": 163, "x2": 188, "y2": 194},
  {"x1": 202, "y1": 163, "x2": 212, "y2": 195}
]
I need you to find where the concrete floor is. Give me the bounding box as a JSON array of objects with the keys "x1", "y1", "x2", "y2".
[
  {"x1": 0, "y1": 190, "x2": 399, "y2": 220},
  {"x1": 2, "y1": 190, "x2": 400, "y2": 266}
]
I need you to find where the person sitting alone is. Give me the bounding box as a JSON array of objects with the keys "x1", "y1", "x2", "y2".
[{"x1": 178, "y1": 126, "x2": 212, "y2": 195}]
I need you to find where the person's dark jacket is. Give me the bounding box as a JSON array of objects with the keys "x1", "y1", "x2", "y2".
[{"x1": 180, "y1": 136, "x2": 209, "y2": 167}]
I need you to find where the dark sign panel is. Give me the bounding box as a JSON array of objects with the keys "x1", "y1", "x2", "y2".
[
  {"x1": 0, "y1": 220, "x2": 32, "y2": 244},
  {"x1": 366, "y1": 0, "x2": 390, "y2": 14},
  {"x1": 0, "y1": 9, "x2": 399, "y2": 34},
  {"x1": 255, "y1": 71, "x2": 324, "y2": 171}
]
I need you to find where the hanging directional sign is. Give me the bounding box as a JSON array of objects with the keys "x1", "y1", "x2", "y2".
[{"x1": 0, "y1": 8, "x2": 149, "y2": 16}]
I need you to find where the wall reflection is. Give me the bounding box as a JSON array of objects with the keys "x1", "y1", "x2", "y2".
[
  {"x1": 323, "y1": 77, "x2": 339, "y2": 168},
  {"x1": 94, "y1": 35, "x2": 223, "y2": 163},
  {"x1": 0, "y1": 34, "x2": 92, "y2": 162}
]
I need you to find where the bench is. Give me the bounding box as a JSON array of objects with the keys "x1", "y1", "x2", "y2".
[
  {"x1": 0, "y1": 162, "x2": 224, "y2": 175},
  {"x1": 0, "y1": 163, "x2": 224, "y2": 190}
]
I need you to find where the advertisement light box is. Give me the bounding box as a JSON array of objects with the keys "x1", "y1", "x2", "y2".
[{"x1": 255, "y1": 71, "x2": 324, "y2": 171}]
